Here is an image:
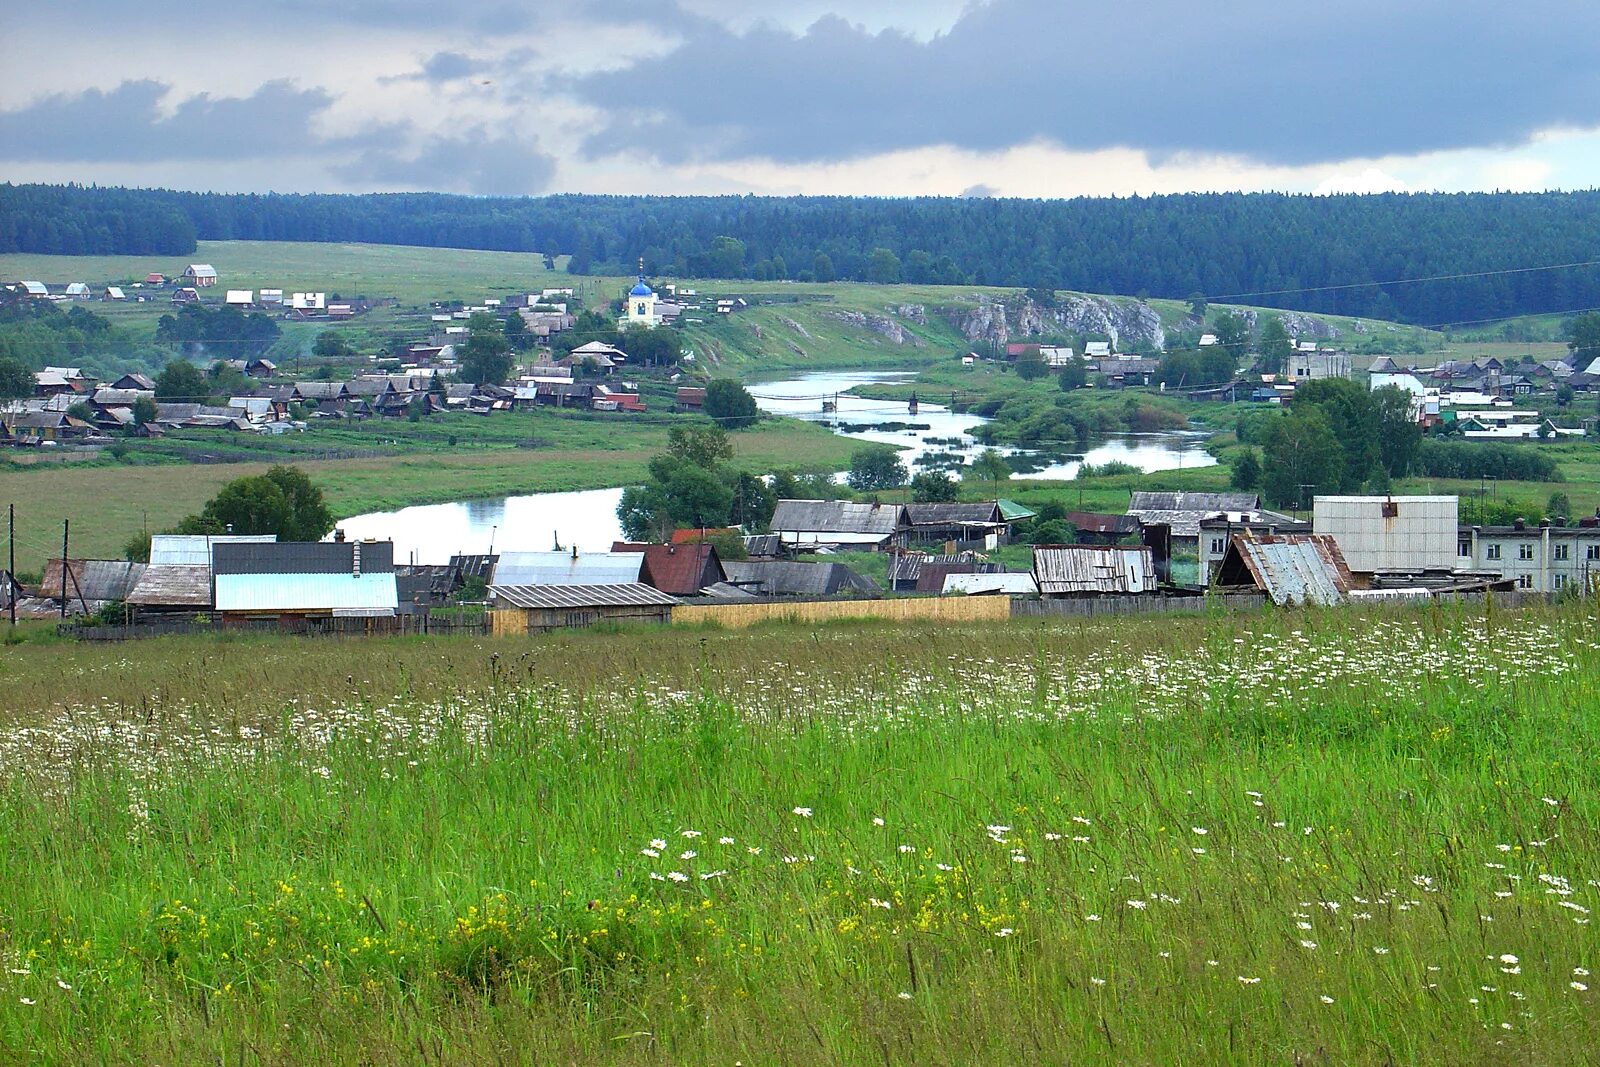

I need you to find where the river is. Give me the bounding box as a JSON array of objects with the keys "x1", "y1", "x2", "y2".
[{"x1": 337, "y1": 370, "x2": 1215, "y2": 563}]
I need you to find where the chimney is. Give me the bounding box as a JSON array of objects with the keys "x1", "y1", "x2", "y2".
[
  {"x1": 352, "y1": 541, "x2": 362, "y2": 577},
  {"x1": 334, "y1": 528, "x2": 346, "y2": 542},
  {"x1": 571, "y1": 544, "x2": 579, "y2": 560},
  {"x1": 1513, "y1": 518, "x2": 1526, "y2": 531}
]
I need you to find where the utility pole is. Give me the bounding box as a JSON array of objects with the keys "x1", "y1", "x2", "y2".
[
  {"x1": 60, "y1": 518, "x2": 69, "y2": 620},
  {"x1": 7, "y1": 504, "x2": 15, "y2": 627}
]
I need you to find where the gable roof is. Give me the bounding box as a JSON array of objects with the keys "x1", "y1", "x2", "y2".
[
  {"x1": 491, "y1": 551, "x2": 644, "y2": 587},
  {"x1": 1032, "y1": 545, "x2": 1156, "y2": 595},
  {"x1": 771, "y1": 499, "x2": 905, "y2": 537},
  {"x1": 1213, "y1": 533, "x2": 1354, "y2": 606},
  {"x1": 1127, "y1": 492, "x2": 1261, "y2": 537},
  {"x1": 40, "y1": 559, "x2": 147, "y2": 603},
  {"x1": 721, "y1": 560, "x2": 879, "y2": 597},
  {"x1": 903, "y1": 502, "x2": 1002, "y2": 527},
  {"x1": 212, "y1": 540, "x2": 394, "y2": 576},
  {"x1": 149, "y1": 533, "x2": 277, "y2": 567},
  {"x1": 126, "y1": 565, "x2": 213, "y2": 608},
  {"x1": 638, "y1": 543, "x2": 724, "y2": 596}
]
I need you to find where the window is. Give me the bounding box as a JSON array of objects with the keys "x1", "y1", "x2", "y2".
[
  {"x1": 1555, "y1": 543, "x2": 1570, "y2": 561},
  {"x1": 1588, "y1": 545, "x2": 1600, "y2": 561},
  {"x1": 1518, "y1": 575, "x2": 1534, "y2": 589},
  {"x1": 1519, "y1": 543, "x2": 1535, "y2": 560},
  {"x1": 1458, "y1": 539, "x2": 1471, "y2": 558},
  {"x1": 1486, "y1": 544, "x2": 1502, "y2": 560},
  {"x1": 1210, "y1": 538, "x2": 1226, "y2": 554},
  {"x1": 1555, "y1": 574, "x2": 1568, "y2": 589}
]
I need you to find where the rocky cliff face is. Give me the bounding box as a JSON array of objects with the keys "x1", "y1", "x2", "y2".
[
  {"x1": 822, "y1": 308, "x2": 924, "y2": 346},
  {"x1": 1235, "y1": 309, "x2": 1343, "y2": 340},
  {"x1": 950, "y1": 294, "x2": 1166, "y2": 350}
]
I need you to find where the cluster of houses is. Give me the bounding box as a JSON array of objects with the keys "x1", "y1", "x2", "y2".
[
  {"x1": 8, "y1": 490, "x2": 1597, "y2": 632},
  {"x1": 4, "y1": 267, "x2": 365, "y2": 319},
  {"x1": 1369, "y1": 355, "x2": 1599, "y2": 437}
]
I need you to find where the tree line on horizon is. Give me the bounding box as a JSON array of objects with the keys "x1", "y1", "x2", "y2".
[{"x1": 6, "y1": 183, "x2": 1600, "y2": 326}]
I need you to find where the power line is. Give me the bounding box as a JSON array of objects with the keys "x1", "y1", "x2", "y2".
[{"x1": 1205, "y1": 258, "x2": 1600, "y2": 303}]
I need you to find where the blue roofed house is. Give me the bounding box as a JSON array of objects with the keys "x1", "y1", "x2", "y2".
[{"x1": 212, "y1": 540, "x2": 398, "y2": 627}]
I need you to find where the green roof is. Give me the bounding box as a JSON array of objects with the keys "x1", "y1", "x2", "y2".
[{"x1": 997, "y1": 499, "x2": 1037, "y2": 521}]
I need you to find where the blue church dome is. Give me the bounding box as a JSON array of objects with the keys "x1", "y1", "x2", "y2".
[{"x1": 630, "y1": 279, "x2": 654, "y2": 297}]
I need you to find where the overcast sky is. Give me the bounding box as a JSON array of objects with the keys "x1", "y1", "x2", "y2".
[{"x1": 3, "y1": 1, "x2": 1598, "y2": 198}]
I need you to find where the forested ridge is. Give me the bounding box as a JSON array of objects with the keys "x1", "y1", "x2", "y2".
[{"x1": 5, "y1": 183, "x2": 1600, "y2": 325}]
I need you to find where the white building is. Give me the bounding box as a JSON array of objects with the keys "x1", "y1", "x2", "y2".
[
  {"x1": 1313, "y1": 496, "x2": 1458, "y2": 573},
  {"x1": 624, "y1": 273, "x2": 660, "y2": 327},
  {"x1": 225, "y1": 290, "x2": 254, "y2": 307}
]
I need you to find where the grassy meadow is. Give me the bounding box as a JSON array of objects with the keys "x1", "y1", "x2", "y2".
[{"x1": 2, "y1": 602, "x2": 1600, "y2": 1063}]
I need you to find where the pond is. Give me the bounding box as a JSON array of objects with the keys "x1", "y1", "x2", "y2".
[{"x1": 336, "y1": 370, "x2": 1215, "y2": 562}]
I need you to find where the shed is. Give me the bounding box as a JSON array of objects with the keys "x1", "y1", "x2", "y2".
[
  {"x1": 1032, "y1": 545, "x2": 1156, "y2": 597},
  {"x1": 771, "y1": 499, "x2": 906, "y2": 550},
  {"x1": 104, "y1": 286, "x2": 126, "y2": 301},
  {"x1": 225, "y1": 289, "x2": 254, "y2": 306},
  {"x1": 126, "y1": 565, "x2": 214, "y2": 612},
  {"x1": 39, "y1": 559, "x2": 147, "y2": 615},
  {"x1": 1212, "y1": 533, "x2": 1356, "y2": 606},
  {"x1": 184, "y1": 264, "x2": 218, "y2": 287},
  {"x1": 490, "y1": 583, "x2": 676, "y2": 633},
  {"x1": 902, "y1": 501, "x2": 1005, "y2": 547},
  {"x1": 721, "y1": 560, "x2": 879, "y2": 598}
]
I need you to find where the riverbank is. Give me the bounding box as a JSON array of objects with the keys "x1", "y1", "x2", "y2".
[{"x1": 0, "y1": 413, "x2": 854, "y2": 571}]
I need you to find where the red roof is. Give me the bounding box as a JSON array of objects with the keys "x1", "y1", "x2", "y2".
[
  {"x1": 638, "y1": 543, "x2": 723, "y2": 596},
  {"x1": 1006, "y1": 343, "x2": 1041, "y2": 357}
]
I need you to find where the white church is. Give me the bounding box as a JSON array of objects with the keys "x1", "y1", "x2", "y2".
[{"x1": 624, "y1": 264, "x2": 660, "y2": 327}]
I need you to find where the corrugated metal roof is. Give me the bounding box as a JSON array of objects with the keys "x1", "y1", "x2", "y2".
[
  {"x1": 149, "y1": 534, "x2": 277, "y2": 567},
  {"x1": 996, "y1": 499, "x2": 1037, "y2": 521},
  {"x1": 40, "y1": 559, "x2": 146, "y2": 603},
  {"x1": 942, "y1": 573, "x2": 1038, "y2": 596},
  {"x1": 491, "y1": 551, "x2": 643, "y2": 587},
  {"x1": 1063, "y1": 511, "x2": 1143, "y2": 536},
  {"x1": 214, "y1": 572, "x2": 398, "y2": 614},
  {"x1": 126, "y1": 565, "x2": 212, "y2": 607},
  {"x1": 1221, "y1": 534, "x2": 1354, "y2": 607},
  {"x1": 772, "y1": 500, "x2": 904, "y2": 537},
  {"x1": 721, "y1": 560, "x2": 879, "y2": 597},
  {"x1": 213, "y1": 541, "x2": 394, "y2": 576},
  {"x1": 489, "y1": 583, "x2": 677, "y2": 609},
  {"x1": 1032, "y1": 546, "x2": 1156, "y2": 595},
  {"x1": 1127, "y1": 492, "x2": 1261, "y2": 538},
  {"x1": 903, "y1": 502, "x2": 1002, "y2": 526}
]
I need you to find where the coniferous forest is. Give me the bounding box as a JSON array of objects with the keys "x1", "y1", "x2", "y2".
[{"x1": 4, "y1": 183, "x2": 1600, "y2": 326}]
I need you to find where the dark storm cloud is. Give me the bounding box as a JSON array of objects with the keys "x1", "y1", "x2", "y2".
[
  {"x1": 0, "y1": 80, "x2": 365, "y2": 162},
  {"x1": 334, "y1": 132, "x2": 557, "y2": 195},
  {"x1": 572, "y1": 0, "x2": 1600, "y2": 166}
]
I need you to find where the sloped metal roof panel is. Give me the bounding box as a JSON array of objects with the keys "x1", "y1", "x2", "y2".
[
  {"x1": 214, "y1": 572, "x2": 398, "y2": 613},
  {"x1": 491, "y1": 551, "x2": 643, "y2": 587},
  {"x1": 149, "y1": 534, "x2": 276, "y2": 567},
  {"x1": 126, "y1": 565, "x2": 212, "y2": 607},
  {"x1": 771, "y1": 500, "x2": 904, "y2": 536},
  {"x1": 489, "y1": 583, "x2": 677, "y2": 609},
  {"x1": 1232, "y1": 535, "x2": 1354, "y2": 607}
]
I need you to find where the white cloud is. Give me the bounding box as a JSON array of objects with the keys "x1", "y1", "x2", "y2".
[{"x1": 1314, "y1": 168, "x2": 1410, "y2": 195}]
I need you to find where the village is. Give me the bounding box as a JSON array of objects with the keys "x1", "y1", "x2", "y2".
[{"x1": 5, "y1": 485, "x2": 1595, "y2": 637}]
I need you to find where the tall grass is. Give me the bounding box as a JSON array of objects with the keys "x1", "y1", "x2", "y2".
[{"x1": 2, "y1": 604, "x2": 1599, "y2": 1062}]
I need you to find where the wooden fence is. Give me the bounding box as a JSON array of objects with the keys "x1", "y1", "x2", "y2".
[
  {"x1": 1010, "y1": 593, "x2": 1266, "y2": 619},
  {"x1": 672, "y1": 595, "x2": 1012, "y2": 629}
]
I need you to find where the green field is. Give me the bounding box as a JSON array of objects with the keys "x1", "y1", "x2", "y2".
[{"x1": 2, "y1": 603, "x2": 1599, "y2": 1063}]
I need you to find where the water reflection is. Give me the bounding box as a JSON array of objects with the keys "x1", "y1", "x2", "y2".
[{"x1": 339, "y1": 370, "x2": 1216, "y2": 562}]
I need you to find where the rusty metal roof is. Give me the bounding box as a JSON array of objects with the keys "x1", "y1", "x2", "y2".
[
  {"x1": 1031, "y1": 545, "x2": 1156, "y2": 595},
  {"x1": 1219, "y1": 533, "x2": 1355, "y2": 606}
]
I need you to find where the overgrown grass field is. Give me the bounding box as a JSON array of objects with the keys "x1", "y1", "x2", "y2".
[{"x1": 3, "y1": 602, "x2": 1599, "y2": 1063}]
